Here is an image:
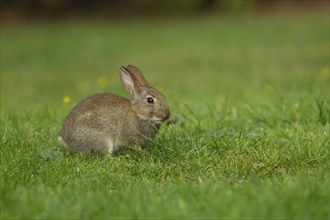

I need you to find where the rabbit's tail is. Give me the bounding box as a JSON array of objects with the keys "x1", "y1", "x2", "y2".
[{"x1": 58, "y1": 136, "x2": 69, "y2": 149}]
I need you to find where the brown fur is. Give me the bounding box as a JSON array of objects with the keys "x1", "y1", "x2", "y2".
[{"x1": 60, "y1": 65, "x2": 170, "y2": 156}]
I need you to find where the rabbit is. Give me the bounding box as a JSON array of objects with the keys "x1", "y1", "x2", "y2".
[{"x1": 59, "y1": 65, "x2": 170, "y2": 156}]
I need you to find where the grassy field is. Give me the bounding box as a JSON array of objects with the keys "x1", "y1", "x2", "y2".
[{"x1": 1, "y1": 12, "x2": 329, "y2": 219}]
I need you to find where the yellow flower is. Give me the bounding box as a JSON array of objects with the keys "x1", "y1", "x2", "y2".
[
  {"x1": 97, "y1": 77, "x2": 108, "y2": 88},
  {"x1": 63, "y1": 96, "x2": 71, "y2": 104}
]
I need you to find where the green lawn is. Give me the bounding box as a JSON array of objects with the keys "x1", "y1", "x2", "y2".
[{"x1": 1, "y1": 12, "x2": 329, "y2": 219}]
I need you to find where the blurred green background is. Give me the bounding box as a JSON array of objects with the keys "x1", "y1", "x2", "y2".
[{"x1": 1, "y1": 0, "x2": 328, "y2": 112}]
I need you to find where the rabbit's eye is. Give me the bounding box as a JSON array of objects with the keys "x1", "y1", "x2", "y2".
[{"x1": 147, "y1": 97, "x2": 154, "y2": 104}]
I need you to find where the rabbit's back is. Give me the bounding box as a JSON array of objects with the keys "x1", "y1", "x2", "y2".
[{"x1": 65, "y1": 93, "x2": 132, "y2": 125}]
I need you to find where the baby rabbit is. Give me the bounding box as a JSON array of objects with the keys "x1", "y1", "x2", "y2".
[{"x1": 59, "y1": 65, "x2": 170, "y2": 156}]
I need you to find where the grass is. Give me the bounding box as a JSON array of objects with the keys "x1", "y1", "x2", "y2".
[{"x1": 1, "y1": 12, "x2": 329, "y2": 219}]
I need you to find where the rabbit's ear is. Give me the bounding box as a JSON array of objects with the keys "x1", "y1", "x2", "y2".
[
  {"x1": 119, "y1": 66, "x2": 136, "y2": 94},
  {"x1": 126, "y1": 65, "x2": 149, "y2": 87}
]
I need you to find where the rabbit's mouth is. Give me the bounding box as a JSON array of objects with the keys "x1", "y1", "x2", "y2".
[
  {"x1": 151, "y1": 114, "x2": 170, "y2": 124},
  {"x1": 152, "y1": 117, "x2": 166, "y2": 124}
]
